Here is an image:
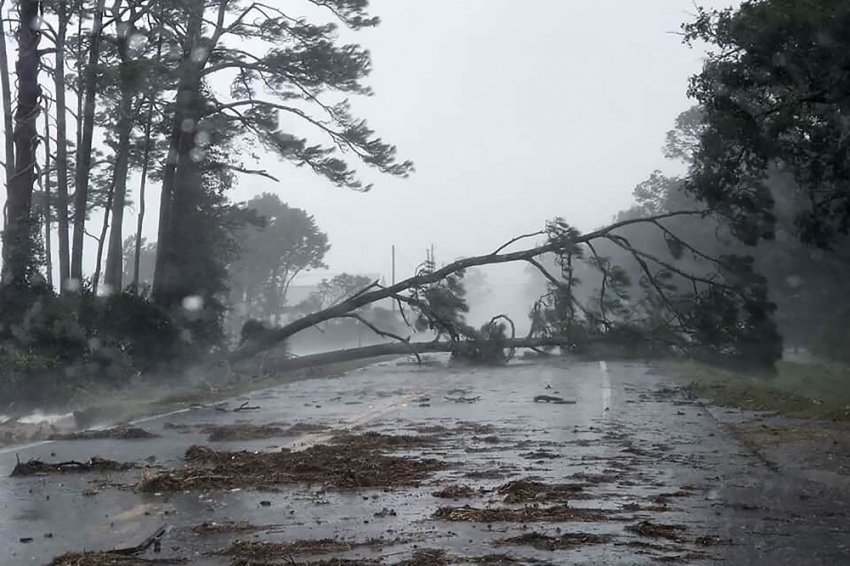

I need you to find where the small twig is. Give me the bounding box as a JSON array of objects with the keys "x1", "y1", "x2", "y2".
[{"x1": 233, "y1": 401, "x2": 260, "y2": 412}]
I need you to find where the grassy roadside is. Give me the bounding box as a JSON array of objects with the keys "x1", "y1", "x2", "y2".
[{"x1": 660, "y1": 360, "x2": 850, "y2": 421}]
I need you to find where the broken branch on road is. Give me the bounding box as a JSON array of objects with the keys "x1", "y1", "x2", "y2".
[{"x1": 11, "y1": 455, "x2": 134, "y2": 477}]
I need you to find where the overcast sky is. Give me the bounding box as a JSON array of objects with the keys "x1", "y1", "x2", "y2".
[
  {"x1": 210, "y1": 0, "x2": 728, "y2": 284},
  {"x1": 36, "y1": 0, "x2": 734, "y2": 288}
]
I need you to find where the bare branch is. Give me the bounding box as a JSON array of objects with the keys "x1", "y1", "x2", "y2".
[
  {"x1": 340, "y1": 313, "x2": 420, "y2": 365},
  {"x1": 492, "y1": 230, "x2": 545, "y2": 255}
]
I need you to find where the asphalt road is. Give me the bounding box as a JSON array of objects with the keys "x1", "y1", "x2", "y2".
[{"x1": 1, "y1": 356, "x2": 848, "y2": 566}]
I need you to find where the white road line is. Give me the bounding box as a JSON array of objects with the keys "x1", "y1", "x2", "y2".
[{"x1": 600, "y1": 360, "x2": 611, "y2": 415}]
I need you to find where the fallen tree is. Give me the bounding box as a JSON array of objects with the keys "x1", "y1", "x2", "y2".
[
  {"x1": 242, "y1": 337, "x2": 570, "y2": 373},
  {"x1": 227, "y1": 210, "x2": 783, "y2": 372}
]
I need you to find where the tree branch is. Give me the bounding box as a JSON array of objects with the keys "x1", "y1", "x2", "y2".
[{"x1": 340, "y1": 313, "x2": 420, "y2": 365}]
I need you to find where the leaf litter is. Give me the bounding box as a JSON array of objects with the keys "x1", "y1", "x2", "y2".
[
  {"x1": 138, "y1": 433, "x2": 449, "y2": 491},
  {"x1": 497, "y1": 531, "x2": 613, "y2": 550}
]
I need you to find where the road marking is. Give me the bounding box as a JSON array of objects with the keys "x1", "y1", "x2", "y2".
[{"x1": 600, "y1": 360, "x2": 611, "y2": 415}]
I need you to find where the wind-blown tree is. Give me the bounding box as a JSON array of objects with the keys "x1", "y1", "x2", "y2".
[
  {"x1": 102, "y1": 0, "x2": 170, "y2": 292},
  {"x1": 229, "y1": 193, "x2": 329, "y2": 323},
  {"x1": 152, "y1": 0, "x2": 413, "y2": 311},
  {"x1": 299, "y1": 273, "x2": 374, "y2": 313},
  {"x1": 682, "y1": 0, "x2": 850, "y2": 249}
]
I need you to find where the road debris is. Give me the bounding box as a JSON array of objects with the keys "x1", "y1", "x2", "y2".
[
  {"x1": 445, "y1": 396, "x2": 481, "y2": 403},
  {"x1": 11, "y1": 456, "x2": 134, "y2": 477},
  {"x1": 138, "y1": 436, "x2": 449, "y2": 491},
  {"x1": 434, "y1": 504, "x2": 613, "y2": 523},
  {"x1": 401, "y1": 549, "x2": 449, "y2": 566},
  {"x1": 533, "y1": 395, "x2": 576, "y2": 404},
  {"x1": 220, "y1": 537, "x2": 399, "y2": 562},
  {"x1": 625, "y1": 520, "x2": 688, "y2": 541},
  {"x1": 497, "y1": 531, "x2": 613, "y2": 550},
  {"x1": 432, "y1": 484, "x2": 481, "y2": 498},
  {"x1": 52, "y1": 427, "x2": 160, "y2": 441},
  {"x1": 205, "y1": 423, "x2": 288, "y2": 442},
  {"x1": 328, "y1": 431, "x2": 439, "y2": 450},
  {"x1": 191, "y1": 521, "x2": 262, "y2": 534},
  {"x1": 496, "y1": 479, "x2": 589, "y2": 503},
  {"x1": 47, "y1": 552, "x2": 175, "y2": 565}
]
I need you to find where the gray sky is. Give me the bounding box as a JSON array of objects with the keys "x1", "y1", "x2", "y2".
[{"x1": 11, "y1": 0, "x2": 731, "y2": 289}]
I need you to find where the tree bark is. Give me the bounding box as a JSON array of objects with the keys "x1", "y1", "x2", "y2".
[
  {"x1": 132, "y1": 100, "x2": 155, "y2": 294},
  {"x1": 132, "y1": 15, "x2": 164, "y2": 295},
  {"x1": 103, "y1": 76, "x2": 135, "y2": 291},
  {"x1": 152, "y1": 0, "x2": 205, "y2": 307},
  {"x1": 53, "y1": 12, "x2": 71, "y2": 291},
  {"x1": 70, "y1": 0, "x2": 106, "y2": 285},
  {"x1": 1, "y1": 0, "x2": 41, "y2": 291},
  {"x1": 43, "y1": 106, "x2": 52, "y2": 288},
  {"x1": 0, "y1": 0, "x2": 15, "y2": 189},
  {"x1": 92, "y1": 175, "x2": 115, "y2": 293}
]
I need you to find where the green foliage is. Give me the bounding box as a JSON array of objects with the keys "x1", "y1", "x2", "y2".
[
  {"x1": 0, "y1": 290, "x2": 204, "y2": 407},
  {"x1": 454, "y1": 319, "x2": 511, "y2": 365},
  {"x1": 300, "y1": 273, "x2": 374, "y2": 312},
  {"x1": 408, "y1": 259, "x2": 469, "y2": 341},
  {"x1": 683, "y1": 0, "x2": 850, "y2": 248}
]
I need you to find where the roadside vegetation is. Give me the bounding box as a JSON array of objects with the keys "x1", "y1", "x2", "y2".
[{"x1": 667, "y1": 361, "x2": 850, "y2": 421}]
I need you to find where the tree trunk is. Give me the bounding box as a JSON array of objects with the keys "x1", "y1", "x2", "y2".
[
  {"x1": 233, "y1": 338, "x2": 569, "y2": 374},
  {"x1": 152, "y1": 0, "x2": 205, "y2": 307},
  {"x1": 132, "y1": 17, "x2": 163, "y2": 295},
  {"x1": 0, "y1": 0, "x2": 15, "y2": 189},
  {"x1": 70, "y1": 0, "x2": 106, "y2": 285},
  {"x1": 1, "y1": 0, "x2": 41, "y2": 292},
  {"x1": 92, "y1": 175, "x2": 115, "y2": 293},
  {"x1": 103, "y1": 86, "x2": 134, "y2": 292},
  {"x1": 132, "y1": 100, "x2": 155, "y2": 294},
  {"x1": 43, "y1": 107, "x2": 52, "y2": 289},
  {"x1": 53, "y1": 13, "x2": 71, "y2": 291}
]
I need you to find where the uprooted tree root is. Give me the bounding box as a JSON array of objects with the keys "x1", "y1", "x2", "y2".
[
  {"x1": 496, "y1": 479, "x2": 590, "y2": 503},
  {"x1": 497, "y1": 531, "x2": 613, "y2": 550},
  {"x1": 138, "y1": 437, "x2": 448, "y2": 491},
  {"x1": 12, "y1": 456, "x2": 134, "y2": 477},
  {"x1": 434, "y1": 504, "x2": 613, "y2": 523}
]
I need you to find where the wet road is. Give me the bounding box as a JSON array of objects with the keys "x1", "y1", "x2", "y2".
[{"x1": 1, "y1": 356, "x2": 848, "y2": 565}]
